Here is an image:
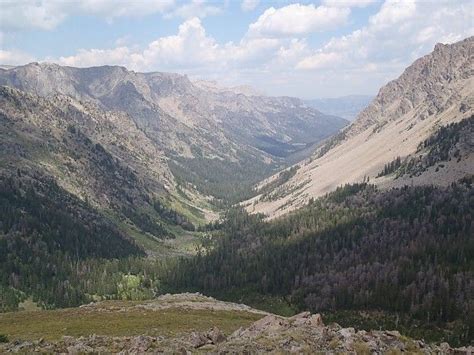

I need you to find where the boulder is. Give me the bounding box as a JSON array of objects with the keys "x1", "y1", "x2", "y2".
[
  {"x1": 190, "y1": 332, "x2": 209, "y2": 348},
  {"x1": 309, "y1": 314, "x2": 324, "y2": 327},
  {"x1": 384, "y1": 330, "x2": 401, "y2": 338},
  {"x1": 251, "y1": 315, "x2": 289, "y2": 333},
  {"x1": 338, "y1": 327, "x2": 355, "y2": 339},
  {"x1": 207, "y1": 327, "x2": 226, "y2": 344},
  {"x1": 290, "y1": 312, "x2": 324, "y2": 327},
  {"x1": 66, "y1": 343, "x2": 94, "y2": 353},
  {"x1": 129, "y1": 335, "x2": 153, "y2": 352},
  {"x1": 289, "y1": 311, "x2": 311, "y2": 321}
]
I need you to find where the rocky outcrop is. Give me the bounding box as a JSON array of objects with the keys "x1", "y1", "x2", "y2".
[
  {"x1": 352, "y1": 37, "x2": 473, "y2": 136},
  {"x1": 79, "y1": 292, "x2": 271, "y2": 314},
  {"x1": 2, "y1": 310, "x2": 472, "y2": 353}
]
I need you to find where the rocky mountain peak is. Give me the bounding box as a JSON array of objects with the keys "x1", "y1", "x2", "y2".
[
  {"x1": 351, "y1": 36, "x2": 473, "y2": 135},
  {"x1": 247, "y1": 36, "x2": 473, "y2": 218}
]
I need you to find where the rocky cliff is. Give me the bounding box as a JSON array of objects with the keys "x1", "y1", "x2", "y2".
[{"x1": 247, "y1": 36, "x2": 473, "y2": 218}]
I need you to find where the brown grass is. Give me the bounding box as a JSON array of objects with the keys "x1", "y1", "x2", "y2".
[{"x1": 0, "y1": 302, "x2": 262, "y2": 341}]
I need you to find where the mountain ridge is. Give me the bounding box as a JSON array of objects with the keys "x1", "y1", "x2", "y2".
[
  {"x1": 0, "y1": 62, "x2": 348, "y2": 203},
  {"x1": 247, "y1": 37, "x2": 474, "y2": 218}
]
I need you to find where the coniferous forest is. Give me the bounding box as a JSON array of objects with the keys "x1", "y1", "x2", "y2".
[
  {"x1": 1, "y1": 169, "x2": 473, "y2": 344},
  {"x1": 0, "y1": 173, "x2": 145, "y2": 310},
  {"x1": 165, "y1": 179, "x2": 474, "y2": 345}
]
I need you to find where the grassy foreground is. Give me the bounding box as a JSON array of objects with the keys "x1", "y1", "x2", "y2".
[{"x1": 0, "y1": 300, "x2": 262, "y2": 341}]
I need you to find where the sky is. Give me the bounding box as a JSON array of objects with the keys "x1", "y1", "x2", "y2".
[{"x1": 0, "y1": 0, "x2": 473, "y2": 98}]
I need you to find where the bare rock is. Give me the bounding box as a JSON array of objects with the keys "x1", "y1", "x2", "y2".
[
  {"x1": 67, "y1": 343, "x2": 94, "y2": 353},
  {"x1": 190, "y1": 332, "x2": 209, "y2": 348},
  {"x1": 338, "y1": 327, "x2": 355, "y2": 339},
  {"x1": 309, "y1": 313, "x2": 324, "y2": 327},
  {"x1": 385, "y1": 330, "x2": 401, "y2": 338},
  {"x1": 129, "y1": 335, "x2": 153, "y2": 352},
  {"x1": 207, "y1": 327, "x2": 226, "y2": 344},
  {"x1": 289, "y1": 311, "x2": 311, "y2": 321},
  {"x1": 290, "y1": 311, "x2": 323, "y2": 327}
]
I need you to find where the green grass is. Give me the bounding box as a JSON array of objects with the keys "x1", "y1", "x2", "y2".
[
  {"x1": 0, "y1": 301, "x2": 262, "y2": 341},
  {"x1": 116, "y1": 218, "x2": 164, "y2": 254},
  {"x1": 108, "y1": 209, "x2": 204, "y2": 257},
  {"x1": 168, "y1": 194, "x2": 210, "y2": 227}
]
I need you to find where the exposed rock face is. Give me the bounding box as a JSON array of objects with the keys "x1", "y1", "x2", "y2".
[
  {"x1": 247, "y1": 36, "x2": 474, "y2": 218},
  {"x1": 352, "y1": 38, "x2": 473, "y2": 135}
]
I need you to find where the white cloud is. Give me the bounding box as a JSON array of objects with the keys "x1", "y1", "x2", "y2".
[
  {"x1": 0, "y1": 0, "x2": 175, "y2": 31},
  {"x1": 296, "y1": 0, "x2": 474, "y2": 84},
  {"x1": 274, "y1": 39, "x2": 309, "y2": 66},
  {"x1": 369, "y1": 0, "x2": 416, "y2": 29},
  {"x1": 165, "y1": 0, "x2": 223, "y2": 19},
  {"x1": 57, "y1": 47, "x2": 133, "y2": 68},
  {"x1": 296, "y1": 51, "x2": 342, "y2": 69},
  {"x1": 241, "y1": 0, "x2": 259, "y2": 12},
  {"x1": 1, "y1": 1, "x2": 67, "y2": 31},
  {"x1": 53, "y1": 17, "x2": 281, "y2": 74},
  {"x1": 0, "y1": 49, "x2": 35, "y2": 65},
  {"x1": 247, "y1": 4, "x2": 350, "y2": 37},
  {"x1": 139, "y1": 17, "x2": 220, "y2": 70},
  {"x1": 322, "y1": 0, "x2": 378, "y2": 8},
  {"x1": 1, "y1": 0, "x2": 472, "y2": 98}
]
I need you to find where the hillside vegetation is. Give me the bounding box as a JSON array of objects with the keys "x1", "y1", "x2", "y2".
[
  {"x1": 0, "y1": 173, "x2": 143, "y2": 310},
  {"x1": 166, "y1": 179, "x2": 474, "y2": 346},
  {"x1": 0, "y1": 64, "x2": 347, "y2": 203}
]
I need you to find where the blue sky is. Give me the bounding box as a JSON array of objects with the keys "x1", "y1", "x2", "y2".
[{"x1": 1, "y1": 0, "x2": 473, "y2": 98}]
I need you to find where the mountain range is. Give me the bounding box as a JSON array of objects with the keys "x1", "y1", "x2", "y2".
[
  {"x1": 248, "y1": 36, "x2": 473, "y2": 218},
  {"x1": 0, "y1": 63, "x2": 347, "y2": 246},
  {"x1": 1, "y1": 33, "x2": 473, "y2": 350},
  {"x1": 163, "y1": 37, "x2": 473, "y2": 348}
]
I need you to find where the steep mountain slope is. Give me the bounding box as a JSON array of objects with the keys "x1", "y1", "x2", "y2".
[
  {"x1": 305, "y1": 95, "x2": 374, "y2": 121},
  {"x1": 0, "y1": 85, "x2": 208, "y2": 310},
  {"x1": 0, "y1": 63, "x2": 347, "y2": 201},
  {"x1": 0, "y1": 86, "x2": 202, "y2": 243},
  {"x1": 248, "y1": 36, "x2": 473, "y2": 218},
  {"x1": 0, "y1": 172, "x2": 144, "y2": 309}
]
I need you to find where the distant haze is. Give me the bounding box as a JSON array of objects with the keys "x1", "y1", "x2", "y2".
[{"x1": 305, "y1": 95, "x2": 374, "y2": 121}]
